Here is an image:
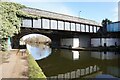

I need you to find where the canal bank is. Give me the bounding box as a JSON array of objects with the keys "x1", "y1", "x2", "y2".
[
  {"x1": 60, "y1": 46, "x2": 120, "y2": 52},
  {"x1": 28, "y1": 53, "x2": 46, "y2": 79},
  {"x1": 0, "y1": 50, "x2": 47, "y2": 79},
  {"x1": 0, "y1": 50, "x2": 28, "y2": 79}
]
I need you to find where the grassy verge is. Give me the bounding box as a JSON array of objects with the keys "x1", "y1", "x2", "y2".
[{"x1": 28, "y1": 54, "x2": 47, "y2": 80}]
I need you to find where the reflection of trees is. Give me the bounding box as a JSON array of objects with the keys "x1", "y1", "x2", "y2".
[
  {"x1": 29, "y1": 42, "x2": 43, "y2": 47},
  {"x1": 21, "y1": 34, "x2": 51, "y2": 47},
  {"x1": 27, "y1": 44, "x2": 51, "y2": 60},
  {"x1": 28, "y1": 43, "x2": 49, "y2": 50}
]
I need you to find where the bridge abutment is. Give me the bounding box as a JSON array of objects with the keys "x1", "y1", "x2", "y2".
[{"x1": 60, "y1": 34, "x2": 91, "y2": 48}]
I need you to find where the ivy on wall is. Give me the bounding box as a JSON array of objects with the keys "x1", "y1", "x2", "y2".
[{"x1": 0, "y1": 2, "x2": 39, "y2": 51}]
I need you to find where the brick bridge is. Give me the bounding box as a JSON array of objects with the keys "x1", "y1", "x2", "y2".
[{"x1": 11, "y1": 7, "x2": 102, "y2": 49}]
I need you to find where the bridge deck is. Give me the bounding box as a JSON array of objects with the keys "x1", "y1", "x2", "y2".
[
  {"x1": 22, "y1": 7, "x2": 101, "y2": 26},
  {"x1": 21, "y1": 7, "x2": 102, "y2": 33}
]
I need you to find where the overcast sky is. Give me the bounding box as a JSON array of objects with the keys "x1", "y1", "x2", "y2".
[{"x1": 9, "y1": 0, "x2": 119, "y2": 23}]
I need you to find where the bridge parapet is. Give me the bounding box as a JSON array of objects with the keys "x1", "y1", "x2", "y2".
[
  {"x1": 21, "y1": 7, "x2": 102, "y2": 33},
  {"x1": 22, "y1": 7, "x2": 101, "y2": 26}
]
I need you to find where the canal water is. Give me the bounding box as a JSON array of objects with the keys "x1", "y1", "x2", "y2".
[{"x1": 27, "y1": 44, "x2": 120, "y2": 78}]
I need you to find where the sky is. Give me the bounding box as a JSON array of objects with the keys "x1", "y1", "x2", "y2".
[{"x1": 9, "y1": 0, "x2": 119, "y2": 23}]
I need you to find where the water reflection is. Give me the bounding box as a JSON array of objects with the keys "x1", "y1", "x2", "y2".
[
  {"x1": 27, "y1": 44, "x2": 51, "y2": 60},
  {"x1": 72, "y1": 51, "x2": 80, "y2": 60},
  {"x1": 60, "y1": 49, "x2": 92, "y2": 61},
  {"x1": 91, "y1": 52, "x2": 120, "y2": 60},
  {"x1": 48, "y1": 65, "x2": 100, "y2": 79},
  {"x1": 26, "y1": 44, "x2": 120, "y2": 78},
  {"x1": 60, "y1": 49, "x2": 80, "y2": 60},
  {"x1": 96, "y1": 74, "x2": 116, "y2": 78},
  {"x1": 107, "y1": 66, "x2": 120, "y2": 77}
]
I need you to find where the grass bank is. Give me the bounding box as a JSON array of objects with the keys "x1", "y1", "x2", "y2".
[{"x1": 28, "y1": 54, "x2": 47, "y2": 80}]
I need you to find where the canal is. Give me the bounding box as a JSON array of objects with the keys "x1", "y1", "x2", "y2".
[{"x1": 27, "y1": 44, "x2": 120, "y2": 79}]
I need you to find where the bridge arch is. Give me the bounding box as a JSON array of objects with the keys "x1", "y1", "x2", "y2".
[
  {"x1": 20, "y1": 34, "x2": 51, "y2": 45},
  {"x1": 11, "y1": 30, "x2": 52, "y2": 49}
]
